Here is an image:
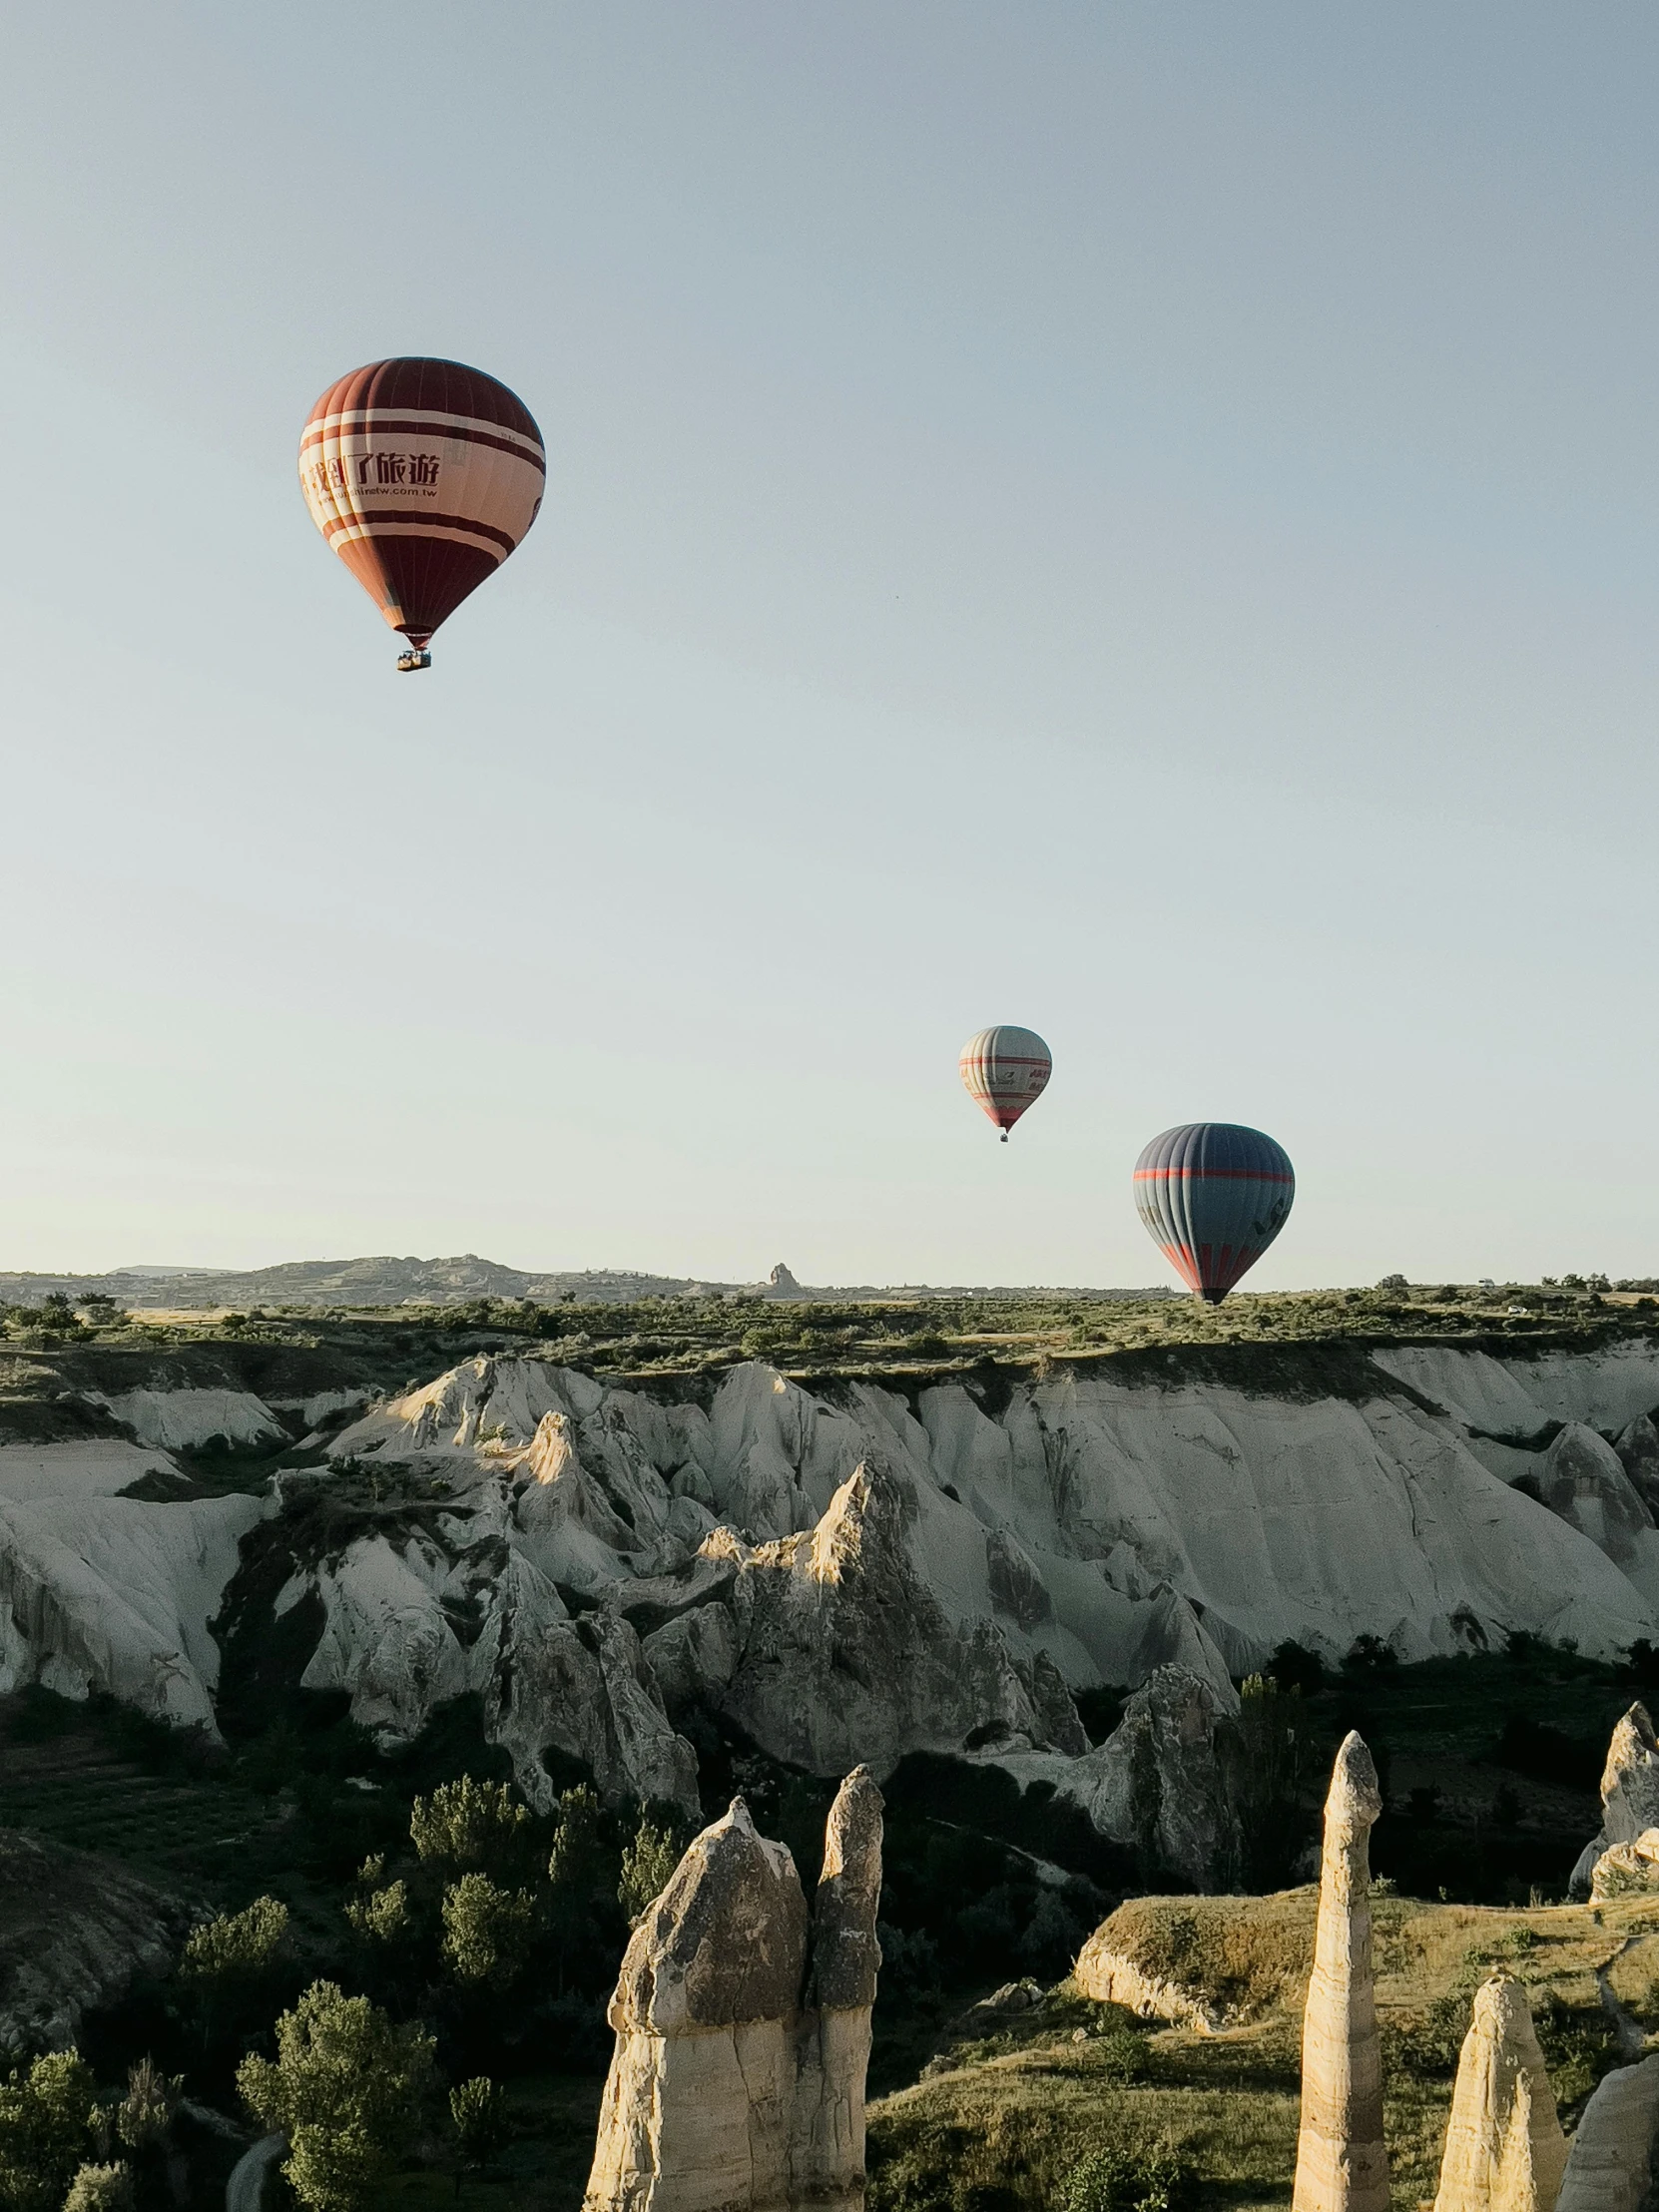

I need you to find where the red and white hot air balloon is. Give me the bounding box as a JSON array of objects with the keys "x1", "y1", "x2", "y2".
[
  {"x1": 299, "y1": 357, "x2": 545, "y2": 670},
  {"x1": 959, "y1": 1025, "x2": 1052, "y2": 1141}
]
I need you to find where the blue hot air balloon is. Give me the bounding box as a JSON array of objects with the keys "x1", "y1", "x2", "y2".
[{"x1": 1133, "y1": 1123, "x2": 1295, "y2": 1302}]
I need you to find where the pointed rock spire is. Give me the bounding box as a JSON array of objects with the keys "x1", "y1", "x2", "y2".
[
  {"x1": 584, "y1": 1775, "x2": 884, "y2": 2212},
  {"x1": 1432, "y1": 1974, "x2": 1566, "y2": 2212},
  {"x1": 792, "y1": 1766, "x2": 885, "y2": 2212},
  {"x1": 1292, "y1": 1731, "x2": 1389, "y2": 2212}
]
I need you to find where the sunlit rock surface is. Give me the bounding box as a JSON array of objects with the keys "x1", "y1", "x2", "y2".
[
  {"x1": 583, "y1": 1771, "x2": 882, "y2": 2212},
  {"x1": 1570, "y1": 1705, "x2": 1659, "y2": 1899},
  {"x1": 13, "y1": 1339, "x2": 1659, "y2": 1839},
  {"x1": 1432, "y1": 1973, "x2": 1566, "y2": 2212},
  {"x1": 0, "y1": 1488, "x2": 260, "y2": 1731},
  {"x1": 1555, "y1": 2056, "x2": 1659, "y2": 2212},
  {"x1": 1292, "y1": 1732, "x2": 1388, "y2": 2212}
]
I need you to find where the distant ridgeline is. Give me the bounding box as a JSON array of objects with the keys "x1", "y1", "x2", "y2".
[{"x1": 0, "y1": 1255, "x2": 1171, "y2": 1311}]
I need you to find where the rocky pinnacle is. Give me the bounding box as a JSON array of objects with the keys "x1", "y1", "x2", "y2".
[
  {"x1": 1292, "y1": 1731, "x2": 1389, "y2": 2212},
  {"x1": 1432, "y1": 1974, "x2": 1566, "y2": 2212},
  {"x1": 583, "y1": 1772, "x2": 884, "y2": 2212},
  {"x1": 792, "y1": 1767, "x2": 884, "y2": 2211}
]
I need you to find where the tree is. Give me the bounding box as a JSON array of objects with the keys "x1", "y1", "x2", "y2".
[
  {"x1": 61, "y1": 2167, "x2": 133, "y2": 2212},
  {"x1": 344, "y1": 1879, "x2": 411, "y2": 1944},
  {"x1": 238, "y1": 1981, "x2": 435, "y2": 2212},
  {"x1": 449, "y1": 2076, "x2": 508, "y2": 2186},
  {"x1": 178, "y1": 1896, "x2": 288, "y2": 2048},
  {"x1": 617, "y1": 1817, "x2": 680, "y2": 1926},
  {"x1": 0, "y1": 2049, "x2": 99, "y2": 2212},
  {"x1": 115, "y1": 2058, "x2": 180, "y2": 2157},
  {"x1": 441, "y1": 1875, "x2": 535, "y2": 1986},
  {"x1": 409, "y1": 1778, "x2": 528, "y2": 1873},
  {"x1": 546, "y1": 1785, "x2": 606, "y2": 1894}
]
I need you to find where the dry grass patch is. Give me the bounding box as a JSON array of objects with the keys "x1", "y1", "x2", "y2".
[{"x1": 871, "y1": 1889, "x2": 1659, "y2": 2212}]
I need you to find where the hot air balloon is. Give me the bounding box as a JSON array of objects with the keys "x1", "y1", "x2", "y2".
[
  {"x1": 959, "y1": 1025, "x2": 1051, "y2": 1141},
  {"x1": 299, "y1": 358, "x2": 544, "y2": 670},
  {"x1": 1133, "y1": 1122, "x2": 1295, "y2": 1301}
]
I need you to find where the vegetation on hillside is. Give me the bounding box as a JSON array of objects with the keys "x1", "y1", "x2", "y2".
[
  {"x1": 1, "y1": 1279, "x2": 1657, "y2": 1434},
  {"x1": 3, "y1": 1287, "x2": 1657, "y2": 2204}
]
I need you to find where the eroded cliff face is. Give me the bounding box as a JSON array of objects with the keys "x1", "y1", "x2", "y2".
[{"x1": 7, "y1": 1340, "x2": 1659, "y2": 1870}]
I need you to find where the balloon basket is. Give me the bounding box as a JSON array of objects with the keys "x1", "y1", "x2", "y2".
[{"x1": 394, "y1": 649, "x2": 432, "y2": 673}]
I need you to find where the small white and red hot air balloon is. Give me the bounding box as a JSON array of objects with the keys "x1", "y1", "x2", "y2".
[
  {"x1": 299, "y1": 357, "x2": 544, "y2": 670},
  {"x1": 959, "y1": 1025, "x2": 1052, "y2": 1141}
]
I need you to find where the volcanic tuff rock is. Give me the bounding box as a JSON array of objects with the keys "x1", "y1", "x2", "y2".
[
  {"x1": 1587, "y1": 1832, "x2": 1659, "y2": 1902},
  {"x1": 1292, "y1": 1733, "x2": 1388, "y2": 2212},
  {"x1": 1554, "y1": 2057, "x2": 1659, "y2": 2212},
  {"x1": 1049, "y1": 1665, "x2": 1240, "y2": 1890},
  {"x1": 1570, "y1": 1705, "x2": 1659, "y2": 1900},
  {"x1": 0, "y1": 1828, "x2": 191, "y2": 2049},
  {"x1": 1614, "y1": 1415, "x2": 1659, "y2": 1515},
  {"x1": 697, "y1": 1465, "x2": 1087, "y2": 1776},
  {"x1": 1533, "y1": 1427, "x2": 1659, "y2": 1602},
  {"x1": 583, "y1": 1771, "x2": 883, "y2": 2212},
  {"x1": 19, "y1": 1340, "x2": 1659, "y2": 1853},
  {"x1": 0, "y1": 1482, "x2": 261, "y2": 1733},
  {"x1": 1431, "y1": 1974, "x2": 1566, "y2": 2212}
]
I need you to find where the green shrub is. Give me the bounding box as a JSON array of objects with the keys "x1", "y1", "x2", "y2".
[
  {"x1": 0, "y1": 2049, "x2": 100, "y2": 2212},
  {"x1": 441, "y1": 1874, "x2": 535, "y2": 1985},
  {"x1": 344, "y1": 1880, "x2": 410, "y2": 1944},
  {"x1": 1058, "y1": 2145, "x2": 1196, "y2": 2212},
  {"x1": 238, "y1": 1980, "x2": 435, "y2": 2212},
  {"x1": 618, "y1": 1818, "x2": 681, "y2": 1925},
  {"x1": 449, "y1": 2076, "x2": 508, "y2": 2172},
  {"x1": 409, "y1": 1775, "x2": 529, "y2": 1873},
  {"x1": 1093, "y1": 2026, "x2": 1152, "y2": 2084},
  {"x1": 61, "y1": 2166, "x2": 133, "y2": 2212}
]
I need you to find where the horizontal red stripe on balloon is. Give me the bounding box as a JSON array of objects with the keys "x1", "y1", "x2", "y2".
[
  {"x1": 1133, "y1": 1168, "x2": 1294, "y2": 1184},
  {"x1": 321, "y1": 509, "x2": 520, "y2": 558},
  {"x1": 300, "y1": 417, "x2": 545, "y2": 469}
]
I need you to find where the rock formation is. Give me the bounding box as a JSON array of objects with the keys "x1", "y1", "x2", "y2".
[
  {"x1": 0, "y1": 1486, "x2": 261, "y2": 1733},
  {"x1": 1570, "y1": 1704, "x2": 1659, "y2": 1898},
  {"x1": 1588, "y1": 1831, "x2": 1659, "y2": 1902},
  {"x1": 1614, "y1": 1415, "x2": 1659, "y2": 1515},
  {"x1": 583, "y1": 1770, "x2": 883, "y2": 2212},
  {"x1": 1431, "y1": 1973, "x2": 1566, "y2": 2212},
  {"x1": 790, "y1": 1768, "x2": 884, "y2": 2212},
  {"x1": 708, "y1": 1465, "x2": 1088, "y2": 1778},
  {"x1": 1073, "y1": 1926, "x2": 1226, "y2": 2033},
  {"x1": 0, "y1": 1829, "x2": 191, "y2": 2048},
  {"x1": 16, "y1": 1338, "x2": 1659, "y2": 1847},
  {"x1": 1554, "y1": 2056, "x2": 1659, "y2": 2212},
  {"x1": 1292, "y1": 1732, "x2": 1388, "y2": 2212},
  {"x1": 1534, "y1": 1426, "x2": 1659, "y2": 1595},
  {"x1": 1052, "y1": 1665, "x2": 1241, "y2": 1889}
]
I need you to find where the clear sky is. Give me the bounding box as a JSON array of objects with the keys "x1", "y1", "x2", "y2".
[{"x1": 3, "y1": 5, "x2": 1658, "y2": 1290}]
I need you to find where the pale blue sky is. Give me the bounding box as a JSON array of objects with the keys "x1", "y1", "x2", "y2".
[{"x1": 3, "y1": 5, "x2": 1658, "y2": 1288}]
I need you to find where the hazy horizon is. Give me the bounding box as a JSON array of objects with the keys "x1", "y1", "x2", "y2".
[{"x1": 7, "y1": 6, "x2": 1659, "y2": 1291}]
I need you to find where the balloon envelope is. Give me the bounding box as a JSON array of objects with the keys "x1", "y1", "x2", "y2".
[
  {"x1": 959, "y1": 1025, "x2": 1052, "y2": 1140},
  {"x1": 299, "y1": 357, "x2": 544, "y2": 655},
  {"x1": 1133, "y1": 1122, "x2": 1295, "y2": 1301}
]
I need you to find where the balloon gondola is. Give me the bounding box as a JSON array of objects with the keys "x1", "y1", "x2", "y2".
[
  {"x1": 299, "y1": 358, "x2": 544, "y2": 669},
  {"x1": 959, "y1": 1026, "x2": 1052, "y2": 1141},
  {"x1": 1133, "y1": 1122, "x2": 1295, "y2": 1301}
]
